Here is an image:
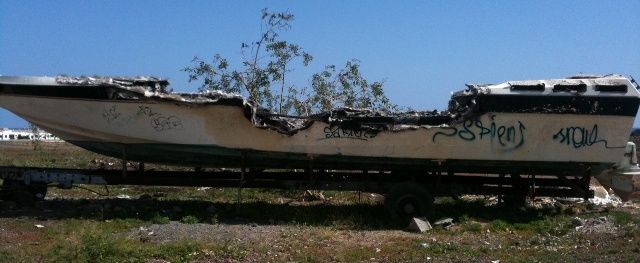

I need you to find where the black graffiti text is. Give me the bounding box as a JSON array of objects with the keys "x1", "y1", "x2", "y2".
[
  {"x1": 102, "y1": 105, "x2": 121, "y2": 123},
  {"x1": 323, "y1": 126, "x2": 377, "y2": 141},
  {"x1": 138, "y1": 106, "x2": 183, "y2": 132},
  {"x1": 553, "y1": 124, "x2": 614, "y2": 148},
  {"x1": 151, "y1": 116, "x2": 183, "y2": 132},
  {"x1": 137, "y1": 106, "x2": 160, "y2": 117},
  {"x1": 432, "y1": 115, "x2": 526, "y2": 150}
]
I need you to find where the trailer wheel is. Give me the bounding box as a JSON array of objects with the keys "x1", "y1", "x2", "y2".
[
  {"x1": 1, "y1": 180, "x2": 47, "y2": 206},
  {"x1": 12, "y1": 189, "x2": 36, "y2": 207},
  {"x1": 28, "y1": 183, "x2": 48, "y2": 201},
  {"x1": 384, "y1": 182, "x2": 434, "y2": 222}
]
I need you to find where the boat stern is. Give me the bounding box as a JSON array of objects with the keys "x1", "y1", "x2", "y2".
[{"x1": 595, "y1": 142, "x2": 640, "y2": 201}]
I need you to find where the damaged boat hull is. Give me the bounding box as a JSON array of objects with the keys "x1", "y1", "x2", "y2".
[
  {"x1": 0, "y1": 94, "x2": 635, "y2": 166},
  {"x1": 1, "y1": 75, "x2": 639, "y2": 197}
]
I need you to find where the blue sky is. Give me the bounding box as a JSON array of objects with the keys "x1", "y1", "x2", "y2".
[{"x1": 1, "y1": 1, "x2": 639, "y2": 127}]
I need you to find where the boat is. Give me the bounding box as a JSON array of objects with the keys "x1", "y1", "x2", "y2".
[{"x1": 1, "y1": 74, "x2": 639, "y2": 198}]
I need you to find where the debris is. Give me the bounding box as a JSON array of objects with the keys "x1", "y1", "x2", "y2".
[
  {"x1": 34, "y1": 224, "x2": 44, "y2": 228},
  {"x1": 303, "y1": 190, "x2": 326, "y2": 201},
  {"x1": 116, "y1": 194, "x2": 131, "y2": 199},
  {"x1": 571, "y1": 217, "x2": 585, "y2": 228},
  {"x1": 589, "y1": 187, "x2": 622, "y2": 206},
  {"x1": 433, "y1": 218, "x2": 454, "y2": 227},
  {"x1": 574, "y1": 216, "x2": 618, "y2": 234},
  {"x1": 407, "y1": 217, "x2": 432, "y2": 233},
  {"x1": 593, "y1": 185, "x2": 609, "y2": 199},
  {"x1": 196, "y1": 187, "x2": 211, "y2": 191}
]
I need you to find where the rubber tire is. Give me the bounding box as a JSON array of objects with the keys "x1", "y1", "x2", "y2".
[
  {"x1": 384, "y1": 182, "x2": 434, "y2": 223},
  {"x1": 1, "y1": 180, "x2": 47, "y2": 206},
  {"x1": 28, "y1": 183, "x2": 48, "y2": 201},
  {"x1": 12, "y1": 190, "x2": 35, "y2": 207}
]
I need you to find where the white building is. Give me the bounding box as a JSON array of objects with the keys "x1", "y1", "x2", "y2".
[{"x1": 0, "y1": 128, "x2": 60, "y2": 141}]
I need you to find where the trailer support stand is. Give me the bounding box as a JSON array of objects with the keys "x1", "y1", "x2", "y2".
[
  {"x1": 121, "y1": 144, "x2": 127, "y2": 177},
  {"x1": 236, "y1": 152, "x2": 247, "y2": 211}
]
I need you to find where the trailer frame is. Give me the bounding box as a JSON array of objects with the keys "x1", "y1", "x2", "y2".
[{"x1": 0, "y1": 159, "x2": 595, "y2": 219}]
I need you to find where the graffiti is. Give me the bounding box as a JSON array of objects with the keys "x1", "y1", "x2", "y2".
[
  {"x1": 151, "y1": 116, "x2": 183, "y2": 132},
  {"x1": 553, "y1": 124, "x2": 622, "y2": 149},
  {"x1": 432, "y1": 115, "x2": 526, "y2": 150},
  {"x1": 137, "y1": 106, "x2": 160, "y2": 118},
  {"x1": 102, "y1": 105, "x2": 182, "y2": 131},
  {"x1": 138, "y1": 106, "x2": 183, "y2": 132},
  {"x1": 322, "y1": 126, "x2": 377, "y2": 141},
  {"x1": 102, "y1": 105, "x2": 121, "y2": 123}
]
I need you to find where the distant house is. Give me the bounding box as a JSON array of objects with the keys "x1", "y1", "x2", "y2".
[{"x1": 0, "y1": 128, "x2": 60, "y2": 141}]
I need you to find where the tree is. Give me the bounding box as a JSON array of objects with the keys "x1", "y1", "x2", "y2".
[
  {"x1": 28, "y1": 122, "x2": 42, "y2": 151},
  {"x1": 183, "y1": 9, "x2": 395, "y2": 116},
  {"x1": 301, "y1": 59, "x2": 396, "y2": 114}
]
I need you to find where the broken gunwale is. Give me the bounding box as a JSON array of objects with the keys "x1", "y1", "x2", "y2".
[{"x1": 0, "y1": 75, "x2": 639, "y2": 136}]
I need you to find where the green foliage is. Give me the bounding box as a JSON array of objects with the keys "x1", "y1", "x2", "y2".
[
  {"x1": 183, "y1": 8, "x2": 396, "y2": 115},
  {"x1": 489, "y1": 219, "x2": 510, "y2": 232},
  {"x1": 180, "y1": 215, "x2": 199, "y2": 224},
  {"x1": 335, "y1": 246, "x2": 374, "y2": 262},
  {"x1": 151, "y1": 212, "x2": 170, "y2": 224},
  {"x1": 610, "y1": 211, "x2": 637, "y2": 226},
  {"x1": 79, "y1": 233, "x2": 121, "y2": 262},
  {"x1": 462, "y1": 221, "x2": 483, "y2": 232},
  {"x1": 512, "y1": 216, "x2": 571, "y2": 236},
  {"x1": 183, "y1": 8, "x2": 310, "y2": 113},
  {"x1": 0, "y1": 249, "x2": 16, "y2": 263},
  {"x1": 46, "y1": 231, "x2": 204, "y2": 263},
  {"x1": 297, "y1": 59, "x2": 397, "y2": 114}
]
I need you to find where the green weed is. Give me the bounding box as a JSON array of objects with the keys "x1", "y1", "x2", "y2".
[
  {"x1": 489, "y1": 219, "x2": 510, "y2": 232},
  {"x1": 335, "y1": 246, "x2": 374, "y2": 262},
  {"x1": 150, "y1": 212, "x2": 170, "y2": 224},
  {"x1": 180, "y1": 215, "x2": 199, "y2": 224},
  {"x1": 462, "y1": 222, "x2": 483, "y2": 232},
  {"x1": 610, "y1": 211, "x2": 637, "y2": 226}
]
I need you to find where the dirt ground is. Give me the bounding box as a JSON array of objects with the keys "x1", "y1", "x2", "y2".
[{"x1": 1, "y1": 141, "x2": 640, "y2": 262}]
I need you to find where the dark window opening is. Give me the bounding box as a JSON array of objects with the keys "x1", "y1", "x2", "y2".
[
  {"x1": 510, "y1": 83, "x2": 545, "y2": 91},
  {"x1": 553, "y1": 84, "x2": 587, "y2": 93},
  {"x1": 595, "y1": 85, "x2": 627, "y2": 93}
]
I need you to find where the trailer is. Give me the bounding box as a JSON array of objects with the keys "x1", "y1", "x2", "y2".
[{"x1": 3, "y1": 141, "x2": 637, "y2": 220}]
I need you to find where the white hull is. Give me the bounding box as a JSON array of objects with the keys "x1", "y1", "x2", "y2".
[{"x1": 0, "y1": 94, "x2": 632, "y2": 165}]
